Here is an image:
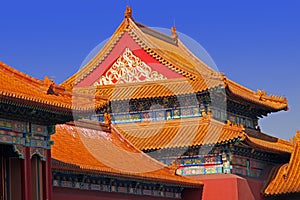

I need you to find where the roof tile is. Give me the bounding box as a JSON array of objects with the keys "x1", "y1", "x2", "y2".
[
  {"x1": 264, "y1": 132, "x2": 300, "y2": 195},
  {"x1": 51, "y1": 123, "x2": 202, "y2": 186},
  {"x1": 62, "y1": 18, "x2": 287, "y2": 111},
  {"x1": 0, "y1": 62, "x2": 107, "y2": 111},
  {"x1": 114, "y1": 117, "x2": 245, "y2": 150}
]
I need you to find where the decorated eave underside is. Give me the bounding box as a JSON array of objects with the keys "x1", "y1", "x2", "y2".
[
  {"x1": 263, "y1": 132, "x2": 300, "y2": 197},
  {"x1": 114, "y1": 117, "x2": 293, "y2": 155},
  {"x1": 62, "y1": 9, "x2": 288, "y2": 113},
  {"x1": 0, "y1": 62, "x2": 108, "y2": 124},
  {"x1": 51, "y1": 122, "x2": 202, "y2": 187}
]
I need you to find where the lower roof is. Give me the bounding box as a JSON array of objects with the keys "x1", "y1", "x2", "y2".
[
  {"x1": 51, "y1": 123, "x2": 202, "y2": 187},
  {"x1": 114, "y1": 117, "x2": 293, "y2": 154},
  {"x1": 114, "y1": 116, "x2": 245, "y2": 150}
]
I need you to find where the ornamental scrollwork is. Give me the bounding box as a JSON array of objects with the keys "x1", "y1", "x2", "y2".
[{"x1": 94, "y1": 48, "x2": 167, "y2": 86}]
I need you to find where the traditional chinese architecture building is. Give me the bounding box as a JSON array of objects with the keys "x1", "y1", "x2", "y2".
[
  {"x1": 1, "y1": 6, "x2": 299, "y2": 200},
  {"x1": 0, "y1": 61, "x2": 203, "y2": 200},
  {"x1": 61, "y1": 6, "x2": 298, "y2": 200},
  {"x1": 51, "y1": 121, "x2": 203, "y2": 200}
]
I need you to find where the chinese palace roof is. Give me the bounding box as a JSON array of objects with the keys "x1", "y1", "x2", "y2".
[
  {"x1": 62, "y1": 7, "x2": 288, "y2": 112},
  {"x1": 114, "y1": 116, "x2": 245, "y2": 150},
  {"x1": 264, "y1": 131, "x2": 300, "y2": 196},
  {"x1": 51, "y1": 122, "x2": 202, "y2": 187},
  {"x1": 114, "y1": 117, "x2": 293, "y2": 154},
  {"x1": 0, "y1": 62, "x2": 71, "y2": 110},
  {"x1": 0, "y1": 62, "x2": 107, "y2": 115}
]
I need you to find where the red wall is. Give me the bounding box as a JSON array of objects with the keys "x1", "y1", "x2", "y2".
[
  {"x1": 188, "y1": 174, "x2": 264, "y2": 200},
  {"x1": 182, "y1": 188, "x2": 203, "y2": 200},
  {"x1": 54, "y1": 187, "x2": 181, "y2": 200},
  {"x1": 243, "y1": 177, "x2": 264, "y2": 200}
]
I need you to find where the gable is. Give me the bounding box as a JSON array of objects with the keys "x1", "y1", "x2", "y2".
[
  {"x1": 74, "y1": 32, "x2": 183, "y2": 87},
  {"x1": 94, "y1": 48, "x2": 167, "y2": 85}
]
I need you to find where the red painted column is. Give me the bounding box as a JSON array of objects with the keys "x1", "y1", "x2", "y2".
[
  {"x1": 42, "y1": 157, "x2": 48, "y2": 200},
  {"x1": 47, "y1": 149, "x2": 53, "y2": 200},
  {"x1": 42, "y1": 149, "x2": 52, "y2": 200},
  {"x1": 21, "y1": 147, "x2": 32, "y2": 200}
]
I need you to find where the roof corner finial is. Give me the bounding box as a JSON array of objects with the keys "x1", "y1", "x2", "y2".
[
  {"x1": 290, "y1": 130, "x2": 300, "y2": 145},
  {"x1": 124, "y1": 6, "x2": 132, "y2": 19},
  {"x1": 171, "y1": 26, "x2": 178, "y2": 45},
  {"x1": 44, "y1": 76, "x2": 58, "y2": 95}
]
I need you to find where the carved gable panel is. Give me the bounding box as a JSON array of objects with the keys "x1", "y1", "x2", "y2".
[{"x1": 94, "y1": 48, "x2": 167, "y2": 86}]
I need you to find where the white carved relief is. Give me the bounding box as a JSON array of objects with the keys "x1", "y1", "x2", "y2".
[{"x1": 94, "y1": 48, "x2": 167, "y2": 86}]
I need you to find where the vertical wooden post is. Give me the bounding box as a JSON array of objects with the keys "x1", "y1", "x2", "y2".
[
  {"x1": 43, "y1": 149, "x2": 52, "y2": 200},
  {"x1": 21, "y1": 147, "x2": 32, "y2": 200},
  {"x1": 48, "y1": 150, "x2": 53, "y2": 200},
  {"x1": 42, "y1": 158, "x2": 47, "y2": 200}
]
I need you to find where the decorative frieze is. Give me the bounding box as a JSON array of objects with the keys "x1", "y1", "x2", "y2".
[
  {"x1": 31, "y1": 124, "x2": 48, "y2": 136},
  {"x1": 93, "y1": 106, "x2": 203, "y2": 124},
  {"x1": 176, "y1": 165, "x2": 223, "y2": 176},
  {"x1": 52, "y1": 174, "x2": 182, "y2": 199},
  {"x1": 0, "y1": 118, "x2": 29, "y2": 133},
  {"x1": 230, "y1": 155, "x2": 270, "y2": 178},
  {"x1": 0, "y1": 118, "x2": 54, "y2": 159}
]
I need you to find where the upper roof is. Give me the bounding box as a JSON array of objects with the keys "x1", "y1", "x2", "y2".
[
  {"x1": 51, "y1": 122, "x2": 202, "y2": 187},
  {"x1": 0, "y1": 62, "x2": 107, "y2": 113},
  {"x1": 114, "y1": 116, "x2": 293, "y2": 154},
  {"x1": 73, "y1": 78, "x2": 220, "y2": 101},
  {"x1": 62, "y1": 7, "x2": 287, "y2": 112},
  {"x1": 264, "y1": 131, "x2": 300, "y2": 196}
]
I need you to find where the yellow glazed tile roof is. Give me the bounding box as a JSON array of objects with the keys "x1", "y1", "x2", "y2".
[
  {"x1": 62, "y1": 14, "x2": 287, "y2": 111},
  {"x1": 114, "y1": 117, "x2": 293, "y2": 155},
  {"x1": 246, "y1": 136, "x2": 293, "y2": 154},
  {"x1": 0, "y1": 62, "x2": 107, "y2": 111},
  {"x1": 114, "y1": 117, "x2": 245, "y2": 150},
  {"x1": 51, "y1": 123, "x2": 202, "y2": 187},
  {"x1": 0, "y1": 62, "x2": 72, "y2": 111},
  {"x1": 225, "y1": 78, "x2": 288, "y2": 111},
  {"x1": 73, "y1": 78, "x2": 222, "y2": 101},
  {"x1": 264, "y1": 132, "x2": 300, "y2": 196}
]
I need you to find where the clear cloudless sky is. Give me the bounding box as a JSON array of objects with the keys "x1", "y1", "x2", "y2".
[{"x1": 0, "y1": 0, "x2": 299, "y2": 140}]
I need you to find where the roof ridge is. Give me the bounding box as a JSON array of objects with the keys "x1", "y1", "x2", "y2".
[
  {"x1": 127, "y1": 24, "x2": 199, "y2": 79},
  {"x1": 0, "y1": 62, "x2": 70, "y2": 96},
  {"x1": 132, "y1": 20, "x2": 220, "y2": 77},
  {"x1": 135, "y1": 21, "x2": 177, "y2": 45},
  {"x1": 61, "y1": 20, "x2": 128, "y2": 88},
  {"x1": 0, "y1": 62, "x2": 44, "y2": 88}
]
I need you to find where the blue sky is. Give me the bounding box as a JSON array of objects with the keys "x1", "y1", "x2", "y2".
[{"x1": 0, "y1": 0, "x2": 299, "y2": 140}]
